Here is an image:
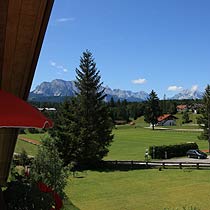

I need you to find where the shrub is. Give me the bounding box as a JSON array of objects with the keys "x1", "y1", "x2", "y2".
[
  {"x1": 27, "y1": 128, "x2": 40, "y2": 134},
  {"x1": 149, "y1": 142, "x2": 198, "y2": 159},
  {"x1": 13, "y1": 150, "x2": 33, "y2": 167},
  {"x1": 4, "y1": 175, "x2": 54, "y2": 210},
  {"x1": 29, "y1": 137, "x2": 71, "y2": 198}
]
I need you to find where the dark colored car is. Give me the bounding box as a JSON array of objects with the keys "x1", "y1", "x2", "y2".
[{"x1": 186, "y1": 149, "x2": 207, "y2": 159}]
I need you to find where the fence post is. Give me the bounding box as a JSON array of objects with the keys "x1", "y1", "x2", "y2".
[
  {"x1": 162, "y1": 162, "x2": 165, "y2": 169},
  {"x1": 179, "y1": 163, "x2": 182, "y2": 169},
  {"x1": 197, "y1": 163, "x2": 199, "y2": 169}
]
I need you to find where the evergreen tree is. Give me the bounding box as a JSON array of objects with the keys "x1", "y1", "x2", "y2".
[
  {"x1": 144, "y1": 90, "x2": 162, "y2": 130},
  {"x1": 51, "y1": 50, "x2": 113, "y2": 165},
  {"x1": 182, "y1": 111, "x2": 190, "y2": 124},
  {"x1": 197, "y1": 84, "x2": 210, "y2": 152},
  {"x1": 50, "y1": 99, "x2": 80, "y2": 165},
  {"x1": 168, "y1": 102, "x2": 177, "y2": 114},
  {"x1": 109, "y1": 97, "x2": 115, "y2": 107}
]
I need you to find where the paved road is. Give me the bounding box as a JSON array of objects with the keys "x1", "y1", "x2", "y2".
[{"x1": 160, "y1": 156, "x2": 210, "y2": 163}]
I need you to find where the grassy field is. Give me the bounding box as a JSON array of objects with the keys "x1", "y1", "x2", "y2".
[
  {"x1": 15, "y1": 139, "x2": 38, "y2": 155},
  {"x1": 15, "y1": 126, "x2": 207, "y2": 160},
  {"x1": 106, "y1": 126, "x2": 207, "y2": 160},
  {"x1": 13, "y1": 122, "x2": 210, "y2": 210},
  {"x1": 67, "y1": 169, "x2": 210, "y2": 210},
  {"x1": 15, "y1": 133, "x2": 47, "y2": 156},
  {"x1": 19, "y1": 132, "x2": 48, "y2": 142},
  {"x1": 66, "y1": 126, "x2": 209, "y2": 210}
]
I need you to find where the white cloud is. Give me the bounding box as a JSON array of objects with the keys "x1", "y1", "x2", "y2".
[
  {"x1": 191, "y1": 85, "x2": 199, "y2": 92},
  {"x1": 132, "y1": 78, "x2": 147, "y2": 84},
  {"x1": 167, "y1": 85, "x2": 183, "y2": 91},
  {"x1": 50, "y1": 60, "x2": 68, "y2": 73},
  {"x1": 55, "y1": 17, "x2": 75, "y2": 23},
  {"x1": 50, "y1": 61, "x2": 56, "y2": 67}
]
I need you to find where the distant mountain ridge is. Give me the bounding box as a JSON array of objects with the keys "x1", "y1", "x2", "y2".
[
  {"x1": 29, "y1": 79, "x2": 204, "y2": 102},
  {"x1": 30, "y1": 79, "x2": 149, "y2": 102},
  {"x1": 171, "y1": 89, "x2": 203, "y2": 100},
  {"x1": 31, "y1": 79, "x2": 77, "y2": 97}
]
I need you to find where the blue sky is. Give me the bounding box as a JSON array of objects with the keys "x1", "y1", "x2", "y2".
[{"x1": 32, "y1": 0, "x2": 210, "y2": 98}]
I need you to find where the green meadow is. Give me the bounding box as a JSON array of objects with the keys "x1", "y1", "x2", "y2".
[
  {"x1": 14, "y1": 120, "x2": 210, "y2": 210},
  {"x1": 66, "y1": 126, "x2": 209, "y2": 210},
  {"x1": 67, "y1": 169, "x2": 210, "y2": 210},
  {"x1": 106, "y1": 126, "x2": 206, "y2": 160}
]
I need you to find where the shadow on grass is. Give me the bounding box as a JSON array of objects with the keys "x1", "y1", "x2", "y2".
[
  {"x1": 72, "y1": 161, "x2": 150, "y2": 173},
  {"x1": 72, "y1": 160, "x2": 210, "y2": 174},
  {"x1": 62, "y1": 197, "x2": 80, "y2": 210}
]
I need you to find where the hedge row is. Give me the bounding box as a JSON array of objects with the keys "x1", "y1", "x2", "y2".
[{"x1": 149, "y1": 142, "x2": 198, "y2": 159}]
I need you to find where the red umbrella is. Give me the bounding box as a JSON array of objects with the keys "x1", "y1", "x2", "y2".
[
  {"x1": 38, "y1": 182, "x2": 63, "y2": 210},
  {"x1": 0, "y1": 89, "x2": 53, "y2": 128}
]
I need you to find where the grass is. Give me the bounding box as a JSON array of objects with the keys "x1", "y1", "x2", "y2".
[
  {"x1": 105, "y1": 126, "x2": 207, "y2": 160},
  {"x1": 13, "y1": 122, "x2": 210, "y2": 210},
  {"x1": 66, "y1": 125, "x2": 209, "y2": 210},
  {"x1": 67, "y1": 169, "x2": 210, "y2": 210},
  {"x1": 19, "y1": 133, "x2": 48, "y2": 142},
  {"x1": 15, "y1": 133, "x2": 48, "y2": 156},
  {"x1": 15, "y1": 139, "x2": 38, "y2": 155}
]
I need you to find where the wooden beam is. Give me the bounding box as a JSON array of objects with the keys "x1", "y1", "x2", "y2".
[{"x1": 0, "y1": 0, "x2": 54, "y2": 185}]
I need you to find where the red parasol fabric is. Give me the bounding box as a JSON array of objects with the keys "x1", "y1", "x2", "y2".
[
  {"x1": 0, "y1": 89, "x2": 53, "y2": 128},
  {"x1": 37, "y1": 182, "x2": 63, "y2": 210}
]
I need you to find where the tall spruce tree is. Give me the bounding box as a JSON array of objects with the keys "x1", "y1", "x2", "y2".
[
  {"x1": 51, "y1": 50, "x2": 113, "y2": 166},
  {"x1": 144, "y1": 90, "x2": 162, "y2": 130},
  {"x1": 197, "y1": 84, "x2": 210, "y2": 152}
]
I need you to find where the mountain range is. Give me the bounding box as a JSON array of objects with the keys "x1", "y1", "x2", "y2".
[
  {"x1": 29, "y1": 79, "x2": 204, "y2": 102},
  {"x1": 171, "y1": 89, "x2": 203, "y2": 100},
  {"x1": 30, "y1": 79, "x2": 149, "y2": 102}
]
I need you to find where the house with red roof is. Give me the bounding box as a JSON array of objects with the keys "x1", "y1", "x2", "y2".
[
  {"x1": 176, "y1": 104, "x2": 188, "y2": 112},
  {"x1": 157, "y1": 114, "x2": 178, "y2": 126}
]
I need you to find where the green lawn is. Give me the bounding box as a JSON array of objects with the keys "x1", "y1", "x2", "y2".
[
  {"x1": 15, "y1": 139, "x2": 38, "y2": 155},
  {"x1": 66, "y1": 126, "x2": 209, "y2": 210},
  {"x1": 13, "y1": 125, "x2": 210, "y2": 210},
  {"x1": 67, "y1": 169, "x2": 210, "y2": 210},
  {"x1": 16, "y1": 127, "x2": 207, "y2": 160},
  {"x1": 15, "y1": 133, "x2": 48, "y2": 156},
  {"x1": 105, "y1": 126, "x2": 207, "y2": 160},
  {"x1": 19, "y1": 133, "x2": 48, "y2": 142}
]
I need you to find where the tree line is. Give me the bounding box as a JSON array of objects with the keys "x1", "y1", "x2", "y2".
[{"x1": 30, "y1": 96, "x2": 202, "y2": 124}]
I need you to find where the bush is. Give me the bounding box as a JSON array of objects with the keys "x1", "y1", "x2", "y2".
[
  {"x1": 13, "y1": 150, "x2": 33, "y2": 166},
  {"x1": 4, "y1": 175, "x2": 54, "y2": 210},
  {"x1": 149, "y1": 142, "x2": 198, "y2": 159},
  {"x1": 29, "y1": 137, "x2": 71, "y2": 198}
]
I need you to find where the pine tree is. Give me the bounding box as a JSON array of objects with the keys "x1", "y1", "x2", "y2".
[
  {"x1": 197, "y1": 84, "x2": 210, "y2": 152},
  {"x1": 144, "y1": 90, "x2": 162, "y2": 130},
  {"x1": 51, "y1": 50, "x2": 113, "y2": 166},
  {"x1": 182, "y1": 111, "x2": 190, "y2": 124},
  {"x1": 74, "y1": 50, "x2": 114, "y2": 164}
]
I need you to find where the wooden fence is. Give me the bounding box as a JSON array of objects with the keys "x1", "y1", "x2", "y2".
[{"x1": 104, "y1": 160, "x2": 210, "y2": 170}]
